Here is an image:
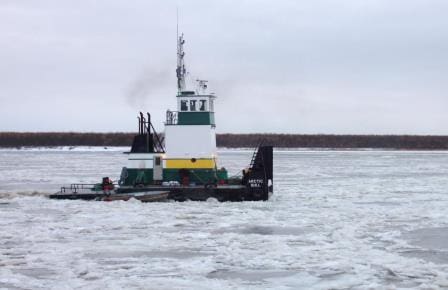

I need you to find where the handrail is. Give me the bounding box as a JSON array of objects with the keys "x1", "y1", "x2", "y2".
[
  {"x1": 166, "y1": 110, "x2": 178, "y2": 125},
  {"x1": 60, "y1": 183, "x2": 97, "y2": 194}
]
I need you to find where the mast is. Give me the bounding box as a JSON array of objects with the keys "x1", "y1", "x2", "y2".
[{"x1": 176, "y1": 29, "x2": 187, "y2": 94}]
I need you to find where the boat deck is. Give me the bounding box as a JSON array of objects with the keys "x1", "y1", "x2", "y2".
[
  {"x1": 49, "y1": 184, "x2": 265, "y2": 202},
  {"x1": 48, "y1": 190, "x2": 170, "y2": 202}
]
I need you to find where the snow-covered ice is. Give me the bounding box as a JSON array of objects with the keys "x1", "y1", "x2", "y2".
[{"x1": 1, "y1": 148, "x2": 448, "y2": 289}]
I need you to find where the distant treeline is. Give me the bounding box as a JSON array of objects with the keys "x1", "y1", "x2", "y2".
[
  {"x1": 0, "y1": 133, "x2": 134, "y2": 147},
  {"x1": 1, "y1": 132, "x2": 448, "y2": 150},
  {"x1": 217, "y1": 134, "x2": 448, "y2": 149}
]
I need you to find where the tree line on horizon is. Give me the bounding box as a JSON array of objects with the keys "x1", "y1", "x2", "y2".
[{"x1": 1, "y1": 132, "x2": 448, "y2": 150}]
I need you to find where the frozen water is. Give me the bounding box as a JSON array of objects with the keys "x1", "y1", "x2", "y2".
[{"x1": 1, "y1": 148, "x2": 448, "y2": 289}]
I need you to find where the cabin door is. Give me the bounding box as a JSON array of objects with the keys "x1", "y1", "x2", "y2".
[{"x1": 153, "y1": 155, "x2": 163, "y2": 182}]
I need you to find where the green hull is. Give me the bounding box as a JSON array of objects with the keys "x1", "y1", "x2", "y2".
[{"x1": 121, "y1": 168, "x2": 228, "y2": 186}]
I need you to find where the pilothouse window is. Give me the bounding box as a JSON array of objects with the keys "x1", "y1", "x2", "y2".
[
  {"x1": 199, "y1": 100, "x2": 207, "y2": 111},
  {"x1": 180, "y1": 100, "x2": 188, "y2": 111},
  {"x1": 190, "y1": 100, "x2": 197, "y2": 111}
]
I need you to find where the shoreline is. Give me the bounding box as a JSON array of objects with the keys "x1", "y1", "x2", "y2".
[
  {"x1": 2, "y1": 146, "x2": 448, "y2": 152},
  {"x1": 1, "y1": 132, "x2": 448, "y2": 150}
]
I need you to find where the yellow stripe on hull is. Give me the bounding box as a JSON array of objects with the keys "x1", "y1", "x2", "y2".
[{"x1": 165, "y1": 159, "x2": 215, "y2": 169}]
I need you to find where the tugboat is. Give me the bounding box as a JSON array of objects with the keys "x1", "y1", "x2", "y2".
[{"x1": 49, "y1": 33, "x2": 273, "y2": 202}]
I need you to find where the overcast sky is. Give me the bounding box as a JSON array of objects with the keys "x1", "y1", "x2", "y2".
[{"x1": 1, "y1": 0, "x2": 447, "y2": 134}]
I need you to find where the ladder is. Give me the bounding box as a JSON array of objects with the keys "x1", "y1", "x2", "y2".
[{"x1": 249, "y1": 139, "x2": 265, "y2": 168}]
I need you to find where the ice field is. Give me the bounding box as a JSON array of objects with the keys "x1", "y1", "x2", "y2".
[{"x1": 1, "y1": 148, "x2": 448, "y2": 289}]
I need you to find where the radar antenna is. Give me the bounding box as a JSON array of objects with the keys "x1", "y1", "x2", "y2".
[{"x1": 196, "y1": 79, "x2": 208, "y2": 94}]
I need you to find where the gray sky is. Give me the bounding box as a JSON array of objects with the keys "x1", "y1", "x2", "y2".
[{"x1": 1, "y1": 0, "x2": 447, "y2": 134}]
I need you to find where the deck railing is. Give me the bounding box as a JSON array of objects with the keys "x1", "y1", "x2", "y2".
[
  {"x1": 166, "y1": 110, "x2": 178, "y2": 125},
  {"x1": 60, "y1": 183, "x2": 96, "y2": 194}
]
